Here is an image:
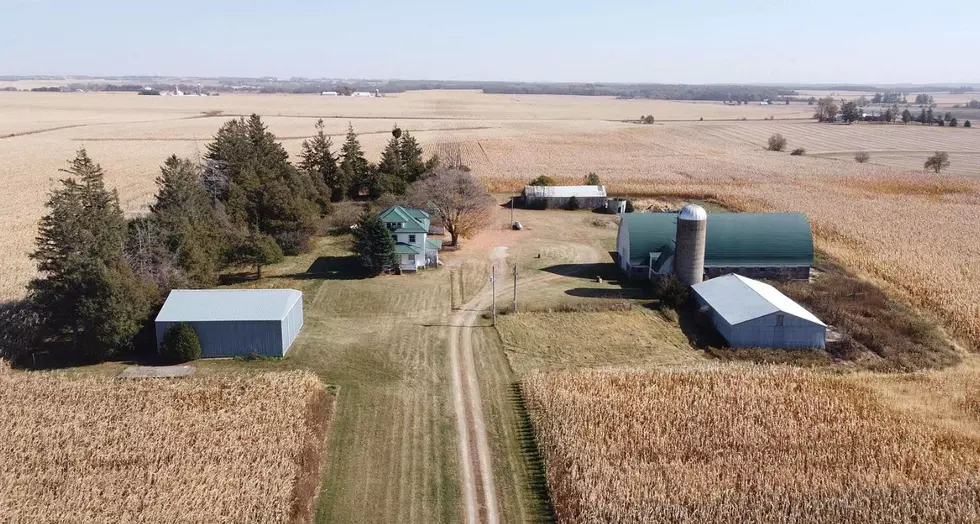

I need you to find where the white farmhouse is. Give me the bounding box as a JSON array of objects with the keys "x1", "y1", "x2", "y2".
[{"x1": 379, "y1": 206, "x2": 443, "y2": 272}]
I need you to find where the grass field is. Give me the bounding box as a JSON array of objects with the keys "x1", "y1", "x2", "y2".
[
  {"x1": 0, "y1": 368, "x2": 330, "y2": 524},
  {"x1": 524, "y1": 365, "x2": 980, "y2": 523}
]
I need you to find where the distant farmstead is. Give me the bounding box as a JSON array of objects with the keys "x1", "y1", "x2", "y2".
[
  {"x1": 522, "y1": 185, "x2": 607, "y2": 209},
  {"x1": 155, "y1": 289, "x2": 304, "y2": 358},
  {"x1": 616, "y1": 208, "x2": 813, "y2": 281},
  {"x1": 692, "y1": 274, "x2": 827, "y2": 349}
]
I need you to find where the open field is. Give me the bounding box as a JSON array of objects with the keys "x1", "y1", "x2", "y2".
[
  {"x1": 0, "y1": 368, "x2": 331, "y2": 524},
  {"x1": 524, "y1": 365, "x2": 980, "y2": 523}
]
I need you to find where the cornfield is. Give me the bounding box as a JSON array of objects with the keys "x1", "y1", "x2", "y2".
[
  {"x1": 524, "y1": 366, "x2": 980, "y2": 523},
  {"x1": 0, "y1": 368, "x2": 331, "y2": 524}
]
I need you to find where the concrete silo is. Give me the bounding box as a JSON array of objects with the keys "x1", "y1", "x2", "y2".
[{"x1": 674, "y1": 204, "x2": 707, "y2": 285}]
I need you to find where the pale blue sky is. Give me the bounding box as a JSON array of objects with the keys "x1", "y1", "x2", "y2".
[{"x1": 2, "y1": 0, "x2": 976, "y2": 84}]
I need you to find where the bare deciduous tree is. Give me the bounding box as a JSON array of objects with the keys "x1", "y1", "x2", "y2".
[
  {"x1": 409, "y1": 169, "x2": 495, "y2": 247},
  {"x1": 924, "y1": 151, "x2": 951, "y2": 174},
  {"x1": 433, "y1": 141, "x2": 466, "y2": 171}
]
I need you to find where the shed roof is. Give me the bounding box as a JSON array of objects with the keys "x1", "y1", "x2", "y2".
[
  {"x1": 156, "y1": 289, "x2": 302, "y2": 322},
  {"x1": 692, "y1": 274, "x2": 825, "y2": 326},
  {"x1": 620, "y1": 212, "x2": 813, "y2": 268},
  {"x1": 523, "y1": 185, "x2": 607, "y2": 198}
]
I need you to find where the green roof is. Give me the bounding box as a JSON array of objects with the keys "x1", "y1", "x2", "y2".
[
  {"x1": 621, "y1": 212, "x2": 813, "y2": 268},
  {"x1": 425, "y1": 238, "x2": 443, "y2": 250},
  {"x1": 394, "y1": 243, "x2": 423, "y2": 255},
  {"x1": 379, "y1": 205, "x2": 430, "y2": 234}
]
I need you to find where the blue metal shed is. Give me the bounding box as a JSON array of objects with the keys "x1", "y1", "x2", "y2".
[
  {"x1": 691, "y1": 274, "x2": 826, "y2": 349},
  {"x1": 155, "y1": 289, "x2": 304, "y2": 358}
]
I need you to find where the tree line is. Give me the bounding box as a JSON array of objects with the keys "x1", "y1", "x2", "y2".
[{"x1": 0, "y1": 115, "x2": 486, "y2": 364}]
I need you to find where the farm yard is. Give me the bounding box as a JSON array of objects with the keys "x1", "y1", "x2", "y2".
[
  {"x1": 0, "y1": 368, "x2": 331, "y2": 524},
  {"x1": 4, "y1": 86, "x2": 980, "y2": 524}
]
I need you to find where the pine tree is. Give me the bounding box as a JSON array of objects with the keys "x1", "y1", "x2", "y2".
[
  {"x1": 352, "y1": 212, "x2": 396, "y2": 275},
  {"x1": 399, "y1": 130, "x2": 427, "y2": 183},
  {"x1": 229, "y1": 233, "x2": 283, "y2": 279},
  {"x1": 29, "y1": 149, "x2": 155, "y2": 359},
  {"x1": 339, "y1": 123, "x2": 371, "y2": 199},
  {"x1": 585, "y1": 172, "x2": 601, "y2": 185},
  {"x1": 919, "y1": 108, "x2": 928, "y2": 124},
  {"x1": 299, "y1": 119, "x2": 342, "y2": 203},
  {"x1": 902, "y1": 109, "x2": 913, "y2": 124},
  {"x1": 377, "y1": 135, "x2": 407, "y2": 195}
]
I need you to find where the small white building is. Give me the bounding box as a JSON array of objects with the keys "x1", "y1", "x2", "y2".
[
  {"x1": 351, "y1": 91, "x2": 375, "y2": 97},
  {"x1": 522, "y1": 185, "x2": 607, "y2": 209},
  {"x1": 691, "y1": 274, "x2": 826, "y2": 349},
  {"x1": 320, "y1": 91, "x2": 339, "y2": 96}
]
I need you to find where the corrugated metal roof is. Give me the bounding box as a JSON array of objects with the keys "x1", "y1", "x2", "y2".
[
  {"x1": 621, "y1": 212, "x2": 813, "y2": 268},
  {"x1": 523, "y1": 185, "x2": 607, "y2": 198},
  {"x1": 156, "y1": 289, "x2": 302, "y2": 322},
  {"x1": 394, "y1": 243, "x2": 423, "y2": 255},
  {"x1": 692, "y1": 274, "x2": 825, "y2": 326},
  {"x1": 380, "y1": 205, "x2": 430, "y2": 233}
]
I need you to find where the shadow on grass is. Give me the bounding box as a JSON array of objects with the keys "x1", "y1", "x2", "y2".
[
  {"x1": 541, "y1": 262, "x2": 620, "y2": 280},
  {"x1": 564, "y1": 287, "x2": 648, "y2": 299},
  {"x1": 13, "y1": 341, "x2": 173, "y2": 371},
  {"x1": 508, "y1": 382, "x2": 558, "y2": 523},
  {"x1": 275, "y1": 256, "x2": 370, "y2": 281}
]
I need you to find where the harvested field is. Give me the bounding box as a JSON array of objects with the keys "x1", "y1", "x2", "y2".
[
  {"x1": 524, "y1": 366, "x2": 980, "y2": 524},
  {"x1": 0, "y1": 368, "x2": 331, "y2": 524}
]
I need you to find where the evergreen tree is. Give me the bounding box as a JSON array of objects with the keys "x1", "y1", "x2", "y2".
[
  {"x1": 228, "y1": 233, "x2": 283, "y2": 279},
  {"x1": 160, "y1": 322, "x2": 202, "y2": 362},
  {"x1": 206, "y1": 115, "x2": 319, "y2": 254},
  {"x1": 339, "y1": 123, "x2": 371, "y2": 199},
  {"x1": 147, "y1": 155, "x2": 225, "y2": 287},
  {"x1": 585, "y1": 172, "x2": 601, "y2": 185},
  {"x1": 919, "y1": 108, "x2": 928, "y2": 124},
  {"x1": 352, "y1": 212, "x2": 396, "y2": 275},
  {"x1": 299, "y1": 119, "x2": 342, "y2": 203},
  {"x1": 377, "y1": 134, "x2": 407, "y2": 194},
  {"x1": 399, "y1": 130, "x2": 427, "y2": 183},
  {"x1": 29, "y1": 149, "x2": 155, "y2": 359},
  {"x1": 926, "y1": 107, "x2": 935, "y2": 124},
  {"x1": 902, "y1": 108, "x2": 913, "y2": 124}
]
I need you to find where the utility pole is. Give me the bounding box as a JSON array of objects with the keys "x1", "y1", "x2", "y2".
[
  {"x1": 513, "y1": 264, "x2": 518, "y2": 312},
  {"x1": 450, "y1": 268, "x2": 455, "y2": 310},
  {"x1": 510, "y1": 196, "x2": 514, "y2": 224},
  {"x1": 491, "y1": 266, "x2": 496, "y2": 327}
]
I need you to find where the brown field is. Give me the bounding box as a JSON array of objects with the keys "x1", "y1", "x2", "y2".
[
  {"x1": 2, "y1": 87, "x2": 980, "y2": 355},
  {"x1": 524, "y1": 365, "x2": 980, "y2": 523},
  {"x1": 0, "y1": 368, "x2": 331, "y2": 524}
]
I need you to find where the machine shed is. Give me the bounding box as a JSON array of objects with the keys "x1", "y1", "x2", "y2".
[
  {"x1": 155, "y1": 289, "x2": 304, "y2": 358},
  {"x1": 523, "y1": 185, "x2": 608, "y2": 209},
  {"x1": 691, "y1": 274, "x2": 826, "y2": 349}
]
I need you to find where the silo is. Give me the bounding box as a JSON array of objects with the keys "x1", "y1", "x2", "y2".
[{"x1": 674, "y1": 204, "x2": 707, "y2": 285}]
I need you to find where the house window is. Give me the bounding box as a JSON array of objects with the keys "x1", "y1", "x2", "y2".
[
  {"x1": 408, "y1": 254, "x2": 416, "y2": 263},
  {"x1": 776, "y1": 314, "x2": 784, "y2": 326},
  {"x1": 409, "y1": 234, "x2": 416, "y2": 243}
]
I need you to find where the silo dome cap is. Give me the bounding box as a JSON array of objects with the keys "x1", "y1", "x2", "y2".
[{"x1": 678, "y1": 204, "x2": 707, "y2": 221}]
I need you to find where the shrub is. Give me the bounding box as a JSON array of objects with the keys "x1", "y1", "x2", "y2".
[
  {"x1": 528, "y1": 175, "x2": 557, "y2": 186},
  {"x1": 160, "y1": 322, "x2": 202, "y2": 362},
  {"x1": 565, "y1": 196, "x2": 580, "y2": 211},
  {"x1": 790, "y1": 148, "x2": 806, "y2": 156},
  {"x1": 654, "y1": 276, "x2": 689, "y2": 309},
  {"x1": 624, "y1": 200, "x2": 635, "y2": 213},
  {"x1": 641, "y1": 115, "x2": 655, "y2": 124},
  {"x1": 949, "y1": 118, "x2": 958, "y2": 127},
  {"x1": 767, "y1": 133, "x2": 787, "y2": 152},
  {"x1": 326, "y1": 202, "x2": 363, "y2": 234},
  {"x1": 966, "y1": 120, "x2": 972, "y2": 128},
  {"x1": 855, "y1": 151, "x2": 871, "y2": 163},
  {"x1": 584, "y1": 172, "x2": 600, "y2": 185}
]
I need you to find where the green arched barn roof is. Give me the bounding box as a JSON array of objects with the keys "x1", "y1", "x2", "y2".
[{"x1": 621, "y1": 212, "x2": 813, "y2": 268}]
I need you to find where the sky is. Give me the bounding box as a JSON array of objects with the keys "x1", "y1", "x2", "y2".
[{"x1": 1, "y1": 0, "x2": 976, "y2": 84}]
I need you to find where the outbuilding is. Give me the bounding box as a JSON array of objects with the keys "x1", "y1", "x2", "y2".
[
  {"x1": 616, "y1": 211, "x2": 813, "y2": 281},
  {"x1": 691, "y1": 274, "x2": 826, "y2": 349},
  {"x1": 155, "y1": 289, "x2": 304, "y2": 358},
  {"x1": 522, "y1": 185, "x2": 607, "y2": 209}
]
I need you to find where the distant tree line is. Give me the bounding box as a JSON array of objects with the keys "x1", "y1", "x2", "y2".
[{"x1": 1, "y1": 115, "x2": 480, "y2": 364}]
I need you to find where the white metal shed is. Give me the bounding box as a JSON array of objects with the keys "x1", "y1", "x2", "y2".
[
  {"x1": 691, "y1": 274, "x2": 826, "y2": 349},
  {"x1": 155, "y1": 289, "x2": 304, "y2": 358}
]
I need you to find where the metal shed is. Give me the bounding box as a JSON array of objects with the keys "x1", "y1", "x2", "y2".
[
  {"x1": 616, "y1": 212, "x2": 813, "y2": 280},
  {"x1": 691, "y1": 274, "x2": 826, "y2": 349},
  {"x1": 522, "y1": 185, "x2": 607, "y2": 209},
  {"x1": 155, "y1": 289, "x2": 304, "y2": 358}
]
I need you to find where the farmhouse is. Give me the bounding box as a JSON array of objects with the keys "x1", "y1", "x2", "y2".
[
  {"x1": 155, "y1": 289, "x2": 304, "y2": 358},
  {"x1": 692, "y1": 274, "x2": 826, "y2": 349},
  {"x1": 523, "y1": 185, "x2": 607, "y2": 209},
  {"x1": 616, "y1": 207, "x2": 813, "y2": 281},
  {"x1": 380, "y1": 205, "x2": 443, "y2": 272}
]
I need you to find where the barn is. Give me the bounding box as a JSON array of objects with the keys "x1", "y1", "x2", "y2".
[
  {"x1": 155, "y1": 289, "x2": 304, "y2": 358},
  {"x1": 522, "y1": 185, "x2": 607, "y2": 209},
  {"x1": 692, "y1": 274, "x2": 826, "y2": 349},
  {"x1": 616, "y1": 210, "x2": 813, "y2": 281}
]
